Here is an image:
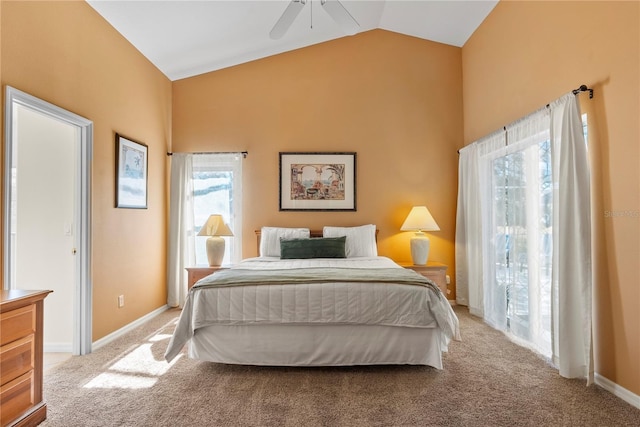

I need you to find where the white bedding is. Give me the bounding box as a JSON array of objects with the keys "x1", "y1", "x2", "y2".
[
  {"x1": 189, "y1": 324, "x2": 444, "y2": 367},
  {"x1": 165, "y1": 256, "x2": 460, "y2": 364}
]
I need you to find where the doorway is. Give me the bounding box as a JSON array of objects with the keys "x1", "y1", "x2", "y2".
[{"x1": 3, "y1": 86, "x2": 92, "y2": 355}]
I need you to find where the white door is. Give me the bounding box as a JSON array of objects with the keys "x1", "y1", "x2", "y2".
[
  {"x1": 14, "y1": 104, "x2": 76, "y2": 351},
  {"x1": 4, "y1": 87, "x2": 93, "y2": 355}
]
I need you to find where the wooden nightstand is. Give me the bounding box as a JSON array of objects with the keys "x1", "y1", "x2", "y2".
[
  {"x1": 185, "y1": 266, "x2": 228, "y2": 289},
  {"x1": 398, "y1": 261, "x2": 448, "y2": 296}
]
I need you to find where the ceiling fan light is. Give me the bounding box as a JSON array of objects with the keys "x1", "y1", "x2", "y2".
[
  {"x1": 270, "y1": 0, "x2": 307, "y2": 40},
  {"x1": 321, "y1": 0, "x2": 360, "y2": 35}
]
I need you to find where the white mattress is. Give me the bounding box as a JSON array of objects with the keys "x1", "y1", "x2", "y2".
[{"x1": 165, "y1": 256, "x2": 460, "y2": 363}]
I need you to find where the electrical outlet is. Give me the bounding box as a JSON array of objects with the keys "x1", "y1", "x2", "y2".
[{"x1": 118, "y1": 295, "x2": 125, "y2": 308}]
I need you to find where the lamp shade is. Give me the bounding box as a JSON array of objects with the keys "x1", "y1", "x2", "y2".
[
  {"x1": 400, "y1": 206, "x2": 440, "y2": 232},
  {"x1": 197, "y1": 215, "x2": 233, "y2": 266},
  {"x1": 400, "y1": 206, "x2": 439, "y2": 266},
  {"x1": 197, "y1": 215, "x2": 234, "y2": 237}
]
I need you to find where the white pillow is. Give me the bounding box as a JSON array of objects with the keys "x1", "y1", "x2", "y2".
[
  {"x1": 260, "y1": 227, "x2": 310, "y2": 257},
  {"x1": 322, "y1": 224, "x2": 377, "y2": 257}
]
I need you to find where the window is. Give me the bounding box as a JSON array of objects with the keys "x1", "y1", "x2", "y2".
[{"x1": 191, "y1": 154, "x2": 243, "y2": 265}]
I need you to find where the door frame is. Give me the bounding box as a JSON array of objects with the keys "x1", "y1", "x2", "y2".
[{"x1": 3, "y1": 86, "x2": 93, "y2": 355}]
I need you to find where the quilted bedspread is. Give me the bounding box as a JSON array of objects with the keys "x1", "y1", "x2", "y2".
[{"x1": 165, "y1": 256, "x2": 460, "y2": 362}]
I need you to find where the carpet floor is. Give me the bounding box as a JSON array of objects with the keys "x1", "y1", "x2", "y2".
[{"x1": 40, "y1": 306, "x2": 640, "y2": 427}]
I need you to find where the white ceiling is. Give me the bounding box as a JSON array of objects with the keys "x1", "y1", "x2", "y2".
[{"x1": 87, "y1": 0, "x2": 498, "y2": 81}]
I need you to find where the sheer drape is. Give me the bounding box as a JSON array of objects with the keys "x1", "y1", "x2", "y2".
[
  {"x1": 167, "y1": 154, "x2": 194, "y2": 308},
  {"x1": 456, "y1": 131, "x2": 506, "y2": 315},
  {"x1": 455, "y1": 93, "x2": 592, "y2": 381},
  {"x1": 482, "y1": 109, "x2": 551, "y2": 345}
]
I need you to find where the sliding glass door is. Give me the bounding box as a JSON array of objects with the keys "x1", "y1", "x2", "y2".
[
  {"x1": 488, "y1": 140, "x2": 552, "y2": 357},
  {"x1": 483, "y1": 114, "x2": 587, "y2": 359},
  {"x1": 459, "y1": 96, "x2": 591, "y2": 379}
]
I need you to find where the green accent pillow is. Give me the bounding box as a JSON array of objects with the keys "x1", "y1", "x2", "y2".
[{"x1": 280, "y1": 236, "x2": 347, "y2": 259}]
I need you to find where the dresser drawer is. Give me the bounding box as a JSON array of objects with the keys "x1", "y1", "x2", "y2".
[
  {"x1": 0, "y1": 304, "x2": 36, "y2": 346},
  {"x1": 0, "y1": 370, "x2": 34, "y2": 426},
  {"x1": 1, "y1": 335, "x2": 35, "y2": 386}
]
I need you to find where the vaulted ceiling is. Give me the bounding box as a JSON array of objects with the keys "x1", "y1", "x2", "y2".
[{"x1": 87, "y1": 1, "x2": 498, "y2": 81}]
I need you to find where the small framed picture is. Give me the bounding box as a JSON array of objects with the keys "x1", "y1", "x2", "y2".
[
  {"x1": 279, "y1": 152, "x2": 356, "y2": 211},
  {"x1": 115, "y1": 133, "x2": 148, "y2": 209}
]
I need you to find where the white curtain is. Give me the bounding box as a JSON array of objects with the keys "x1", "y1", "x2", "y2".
[
  {"x1": 482, "y1": 108, "x2": 551, "y2": 343},
  {"x1": 167, "y1": 154, "x2": 195, "y2": 308},
  {"x1": 455, "y1": 93, "x2": 592, "y2": 381},
  {"x1": 550, "y1": 94, "x2": 593, "y2": 383},
  {"x1": 456, "y1": 130, "x2": 506, "y2": 315}
]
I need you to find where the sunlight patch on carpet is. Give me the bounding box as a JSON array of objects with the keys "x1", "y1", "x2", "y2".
[
  {"x1": 84, "y1": 372, "x2": 158, "y2": 389},
  {"x1": 111, "y1": 343, "x2": 176, "y2": 376},
  {"x1": 83, "y1": 331, "x2": 182, "y2": 389}
]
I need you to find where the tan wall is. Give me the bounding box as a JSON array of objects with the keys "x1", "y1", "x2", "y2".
[
  {"x1": 172, "y1": 29, "x2": 463, "y2": 298},
  {"x1": 1, "y1": 1, "x2": 171, "y2": 341},
  {"x1": 462, "y1": 1, "x2": 639, "y2": 394}
]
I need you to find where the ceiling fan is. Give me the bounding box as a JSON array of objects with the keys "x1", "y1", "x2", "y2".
[{"x1": 270, "y1": 0, "x2": 360, "y2": 40}]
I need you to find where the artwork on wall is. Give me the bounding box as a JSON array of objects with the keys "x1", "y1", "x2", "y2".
[
  {"x1": 115, "y1": 133, "x2": 148, "y2": 209},
  {"x1": 279, "y1": 152, "x2": 356, "y2": 211}
]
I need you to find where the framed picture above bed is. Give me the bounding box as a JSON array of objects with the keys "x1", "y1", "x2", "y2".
[
  {"x1": 279, "y1": 152, "x2": 356, "y2": 211},
  {"x1": 115, "y1": 133, "x2": 148, "y2": 209}
]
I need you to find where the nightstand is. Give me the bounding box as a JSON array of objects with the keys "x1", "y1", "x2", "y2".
[
  {"x1": 398, "y1": 261, "x2": 448, "y2": 296},
  {"x1": 185, "y1": 266, "x2": 228, "y2": 290}
]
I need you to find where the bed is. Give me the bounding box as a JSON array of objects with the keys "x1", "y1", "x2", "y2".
[{"x1": 165, "y1": 225, "x2": 460, "y2": 369}]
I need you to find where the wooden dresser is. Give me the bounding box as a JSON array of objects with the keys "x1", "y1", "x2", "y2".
[{"x1": 1, "y1": 289, "x2": 52, "y2": 427}]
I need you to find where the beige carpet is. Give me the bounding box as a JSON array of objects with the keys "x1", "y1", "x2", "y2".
[{"x1": 40, "y1": 306, "x2": 640, "y2": 427}]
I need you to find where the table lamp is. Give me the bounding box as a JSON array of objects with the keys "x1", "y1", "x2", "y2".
[
  {"x1": 400, "y1": 206, "x2": 440, "y2": 265},
  {"x1": 197, "y1": 214, "x2": 234, "y2": 266}
]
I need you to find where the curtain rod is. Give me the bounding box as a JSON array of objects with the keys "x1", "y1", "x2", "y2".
[
  {"x1": 457, "y1": 84, "x2": 593, "y2": 154},
  {"x1": 167, "y1": 150, "x2": 248, "y2": 158},
  {"x1": 572, "y1": 84, "x2": 593, "y2": 99}
]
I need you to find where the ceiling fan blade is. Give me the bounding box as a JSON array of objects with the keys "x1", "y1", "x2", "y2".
[
  {"x1": 321, "y1": 0, "x2": 360, "y2": 35},
  {"x1": 270, "y1": 0, "x2": 307, "y2": 40}
]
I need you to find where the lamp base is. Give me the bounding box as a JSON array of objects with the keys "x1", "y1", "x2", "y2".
[
  {"x1": 409, "y1": 233, "x2": 430, "y2": 266},
  {"x1": 205, "y1": 236, "x2": 226, "y2": 266}
]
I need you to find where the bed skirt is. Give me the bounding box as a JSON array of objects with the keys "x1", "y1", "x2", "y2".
[{"x1": 189, "y1": 324, "x2": 444, "y2": 369}]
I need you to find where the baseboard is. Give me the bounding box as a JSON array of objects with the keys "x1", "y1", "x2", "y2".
[
  {"x1": 43, "y1": 343, "x2": 72, "y2": 353},
  {"x1": 468, "y1": 307, "x2": 483, "y2": 317},
  {"x1": 92, "y1": 305, "x2": 169, "y2": 352},
  {"x1": 595, "y1": 373, "x2": 640, "y2": 409}
]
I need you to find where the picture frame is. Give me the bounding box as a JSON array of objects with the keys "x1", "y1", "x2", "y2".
[
  {"x1": 115, "y1": 133, "x2": 148, "y2": 209},
  {"x1": 279, "y1": 152, "x2": 356, "y2": 211}
]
